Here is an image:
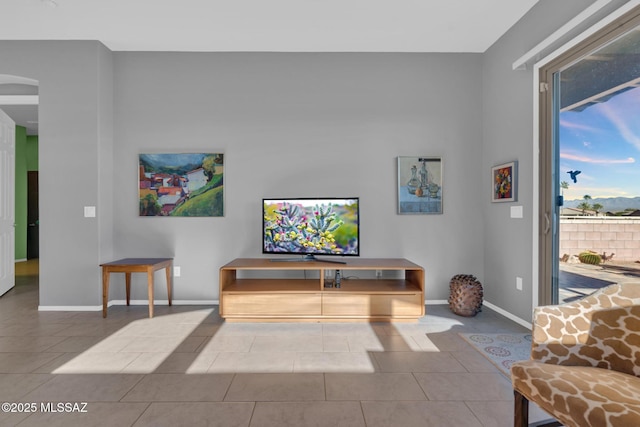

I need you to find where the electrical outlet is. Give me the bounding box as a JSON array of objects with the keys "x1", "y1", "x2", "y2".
[
  {"x1": 375, "y1": 270, "x2": 382, "y2": 278},
  {"x1": 174, "y1": 266, "x2": 181, "y2": 277},
  {"x1": 516, "y1": 277, "x2": 523, "y2": 291}
]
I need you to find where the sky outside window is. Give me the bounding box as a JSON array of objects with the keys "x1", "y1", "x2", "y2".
[{"x1": 560, "y1": 85, "x2": 640, "y2": 202}]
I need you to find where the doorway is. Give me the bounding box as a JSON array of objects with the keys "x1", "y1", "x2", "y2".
[
  {"x1": 539, "y1": 8, "x2": 640, "y2": 305},
  {"x1": 0, "y1": 74, "x2": 39, "y2": 297},
  {"x1": 27, "y1": 171, "x2": 39, "y2": 259}
]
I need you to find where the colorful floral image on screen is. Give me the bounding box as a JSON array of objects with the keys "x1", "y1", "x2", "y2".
[{"x1": 263, "y1": 198, "x2": 359, "y2": 256}]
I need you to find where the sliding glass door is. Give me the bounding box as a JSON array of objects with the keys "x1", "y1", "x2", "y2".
[{"x1": 539, "y1": 9, "x2": 640, "y2": 305}]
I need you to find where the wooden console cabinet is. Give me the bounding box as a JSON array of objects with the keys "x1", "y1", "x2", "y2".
[{"x1": 219, "y1": 258, "x2": 424, "y2": 322}]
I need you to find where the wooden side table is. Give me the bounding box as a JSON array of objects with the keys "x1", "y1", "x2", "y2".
[{"x1": 100, "y1": 258, "x2": 173, "y2": 318}]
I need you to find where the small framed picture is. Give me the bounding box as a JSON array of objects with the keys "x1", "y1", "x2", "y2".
[
  {"x1": 492, "y1": 161, "x2": 517, "y2": 203},
  {"x1": 397, "y1": 156, "x2": 442, "y2": 214}
]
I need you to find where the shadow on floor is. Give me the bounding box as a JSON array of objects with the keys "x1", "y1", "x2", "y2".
[{"x1": 559, "y1": 261, "x2": 640, "y2": 303}]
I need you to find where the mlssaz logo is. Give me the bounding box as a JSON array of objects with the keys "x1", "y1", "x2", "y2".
[{"x1": 40, "y1": 402, "x2": 88, "y2": 413}]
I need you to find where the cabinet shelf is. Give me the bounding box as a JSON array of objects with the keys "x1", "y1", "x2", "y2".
[
  {"x1": 224, "y1": 279, "x2": 319, "y2": 293},
  {"x1": 322, "y1": 279, "x2": 421, "y2": 293},
  {"x1": 219, "y1": 258, "x2": 424, "y2": 322}
]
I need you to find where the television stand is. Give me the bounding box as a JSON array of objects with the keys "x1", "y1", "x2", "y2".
[
  {"x1": 270, "y1": 255, "x2": 347, "y2": 264},
  {"x1": 219, "y1": 258, "x2": 425, "y2": 322}
]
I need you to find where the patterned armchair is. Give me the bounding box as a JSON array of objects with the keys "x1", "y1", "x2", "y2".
[{"x1": 510, "y1": 283, "x2": 640, "y2": 427}]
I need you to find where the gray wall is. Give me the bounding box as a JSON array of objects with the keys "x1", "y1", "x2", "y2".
[
  {"x1": 113, "y1": 52, "x2": 485, "y2": 303},
  {"x1": 1, "y1": 0, "x2": 616, "y2": 318},
  {"x1": 98, "y1": 43, "x2": 115, "y2": 272},
  {"x1": 0, "y1": 41, "x2": 114, "y2": 306},
  {"x1": 481, "y1": 0, "x2": 605, "y2": 321}
]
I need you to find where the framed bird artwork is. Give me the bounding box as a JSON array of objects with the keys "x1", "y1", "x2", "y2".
[{"x1": 492, "y1": 161, "x2": 518, "y2": 203}]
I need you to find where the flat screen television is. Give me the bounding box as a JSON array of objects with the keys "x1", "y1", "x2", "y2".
[{"x1": 263, "y1": 197, "x2": 359, "y2": 261}]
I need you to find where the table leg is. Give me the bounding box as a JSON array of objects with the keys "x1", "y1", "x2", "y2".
[
  {"x1": 102, "y1": 268, "x2": 110, "y2": 318},
  {"x1": 147, "y1": 268, "x2": 154, "y2": 318},
  {"x1": 166, "y1": 265, "x2": 172, "y2": 306},
  {"x1": 125, "y1": 272, "x2": 131, "y2": 306}
]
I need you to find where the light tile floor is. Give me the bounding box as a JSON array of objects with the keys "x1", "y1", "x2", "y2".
[{"x1": 0, "y1": 260, "x2": 554, "y2": 426}]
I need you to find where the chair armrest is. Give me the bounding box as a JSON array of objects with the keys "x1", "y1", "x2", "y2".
[{"x1": 531, "y1": 303, "x2": 592, "y2": 357}]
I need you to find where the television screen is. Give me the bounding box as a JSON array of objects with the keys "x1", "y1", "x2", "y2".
[{"x1": 263, "y1": 198, "x2": 359, "y2": 258}]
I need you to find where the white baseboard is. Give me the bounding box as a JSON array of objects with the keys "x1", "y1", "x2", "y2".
[
  {"x1": 427, "y1": 299, "x2": 532, "y2": 329},
  {"x1": 38, "y1": 300, "x2": 220, "y2": 312},
  {"x1": 168, "y1": 300, "x2": 220, "y2": 306},
  {"x1": 38, "y1": 305, "x2": 103, "y2": 311},
  {"x1": 483, "y1": 300, "x2": 532, "y2": 330},
  {"x1": 15, "y1": 258, "x2": 27, "y2": 263},
  {"x1": 111, "y1": 299, "x2": 220, "y2": 306}
]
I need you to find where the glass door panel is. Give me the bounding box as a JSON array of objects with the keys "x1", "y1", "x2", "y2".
[{"x1": 553, "y1": 25, "x2": 640, "y2": 303}]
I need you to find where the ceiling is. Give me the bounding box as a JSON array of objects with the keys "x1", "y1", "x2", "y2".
[
  {"x1": 0, "y1": 0, "x2": 540, "y2": 135},
  {"x1": 2, "y1": 0, "x2": 539, "y2": 52}
]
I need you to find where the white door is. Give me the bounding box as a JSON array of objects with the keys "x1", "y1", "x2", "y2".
[{"x1": 0, "y1": 108, "x2": 15, "y2": 296}]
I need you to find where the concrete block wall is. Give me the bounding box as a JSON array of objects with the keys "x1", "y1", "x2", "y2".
[{"x1": 560, "y1": 218, "x2": 640, "y2": 262}]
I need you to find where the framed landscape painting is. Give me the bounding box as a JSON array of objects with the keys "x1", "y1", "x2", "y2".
[
  {"x1": 492, "y1": 160, "x2": 517, "y2": 203},
  {"x1": 139, "y1": 153, "x2": 224, "y2": 216},
  {"x1": 397, "y1": 156, "x2": 442, "y2": 214}
]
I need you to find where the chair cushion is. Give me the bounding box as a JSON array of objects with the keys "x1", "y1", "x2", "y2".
[{"x1": 512, "y1": 360, "x2": 640, "y2": 427}]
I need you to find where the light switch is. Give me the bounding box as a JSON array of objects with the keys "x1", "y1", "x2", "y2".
[
  {"x1": 84, "y1": 206, "x2": 96, "y2": 218},
  {"x1": 510, "y1": 205, "x2": 523, "y2": 219}
]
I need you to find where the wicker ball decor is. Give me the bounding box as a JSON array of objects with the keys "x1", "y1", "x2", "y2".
[{"x1": 448, "y1": 274, "x2": 483, "y2": 317}]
